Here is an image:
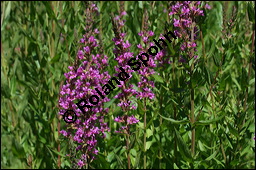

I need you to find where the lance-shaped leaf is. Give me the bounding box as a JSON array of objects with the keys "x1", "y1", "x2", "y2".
[
  {"x1": 174, "y1": 127, "x2": 193, "y2": 163},
  {"x1": 160, "y1": 114, "x2": 190, "y2": 124},
  {"x1": 195, "y1": 112, "x2": 227, "y2": 125}
]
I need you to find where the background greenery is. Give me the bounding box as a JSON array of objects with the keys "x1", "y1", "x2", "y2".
[{"x1": 1, "y1": 1, "x2": 255, "y2": 169}]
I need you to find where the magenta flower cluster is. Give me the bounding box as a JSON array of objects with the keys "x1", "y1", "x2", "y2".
[
  {"x1": 111, "y1": 9, "x2": 176, "y2": 134},
  {"x1": 169, "y1": 1, "x2": 211, "y2": 62},
  {"x1": 114, "y1": 115, "x2": 139, "y2": 133},
  {"x1": 135, "y1": 30, "x2": 157, "y2": 100},
  {"x1": 58, "y1": 3, "x2": 111, "y2": 167},
  {"x1": 111, "y1": 9, "x2": 140, "y2": 134},
  {"x1": 58, "y1": 2, "x2": 177, "y2": 167}
]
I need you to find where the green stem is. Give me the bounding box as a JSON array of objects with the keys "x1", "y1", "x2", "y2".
[
  {"x1": 190, "y1": 22, "x2": 195, "y2": 157},
  {"x1": 220, "y1": 139, "x2": 227, "y2": 166},
  {"x1": 126, "y1": 134, "x2": 131, "y2": 169},
  {"x1": 143, "y1": 98, "x2": 147, "y2": 169},
  {"x1": 172, "y1": 48, "x2": 178, "y2": 164},
  {"x1": 159, "y1": 94, "x2": 163, "y2": 168}
]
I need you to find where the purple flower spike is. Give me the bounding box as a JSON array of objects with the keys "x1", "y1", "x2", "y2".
[{"x1": 58, "y1": 2, "x2": 111, "y2": 165}]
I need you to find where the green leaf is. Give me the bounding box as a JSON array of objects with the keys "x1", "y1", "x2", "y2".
[
  {"x1": 232, "y1": 76, "x2": 242, "y2": 91},
  {"x1": 11, "y1": 138, "x2": 26, "y2": 159},
  {"x1": 107, "y1": 152, "x2": 115, "y2": 162},
  {"x1": 174, "y1": 127, "x2": 193, "y2": 162},
  {"x1": 5, "y1": 1, "x2": 12, "y2": 20},
  {"x1": 130, "y1": 154, "x2": 135, "y2": 167},
  {"x1": 247, "y1": 2, "x2": 255, "y2": 23},
  {"x1": 146, "y1": 129, "x2": 153, "y2": 138},
  {"x1": 145, "y1": 110, "x2": 159, "y2": 129},
  {"x1": 152, "y1": 74, "x2": 164, "y2": 83},
  {"x1": 104, "y1": 98, "x2": 116, "y2": 109},
  {"x1": 227, "y1": 122, "x2": 239, "y2": 138},
  {"x1": 205, "y1": 151, "x2": 217, "y2": 161},
  {"x1": 170, "y1": 88, "x2": 186, "y2": 93},
  {"x1": 189, "y1": 56, "x2": 195, "y2": 67},
  {"x1": 138, "y1": 1, "x2": 143, "y2": 9},
  {"x1": 213, "y1": 54, "x2": 221, "y2": 67},
  {"x1": 213, "y1": 158, "x2": 225, "y2": 168},
  {"x1": 48, "y1": 146, "x2": 67, "y2": 157},
  {"x1": 208, "y1": 39, "x2": 216, "y2": 59},
  {"x1": 145, "y1": 141, "x2": 153, "y2": 151},
  {"x1": 174, "y1": 163, "x2": 179, "y2": 169},
  {"x1": 195, "y1": 112, "x2": 227, "y2": 125},
  {"x1": 160, "y1": 114, "x2": 190, "y2": 124},
  {"x1": 10, "y1": 76, "x2": 16, "y2": 96},
  {"x1": 130, "y1": 148, "x2": 137, "y2": 157},
  {"x1": 198, "y1": 140, "x2": 206, "y2": 151},
  {"x1": 39, "y1": 135, "x2": 46, "y2": 144},
  {"x1": 51, "y1": 54, "x2": 61, "y2": 63}
]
